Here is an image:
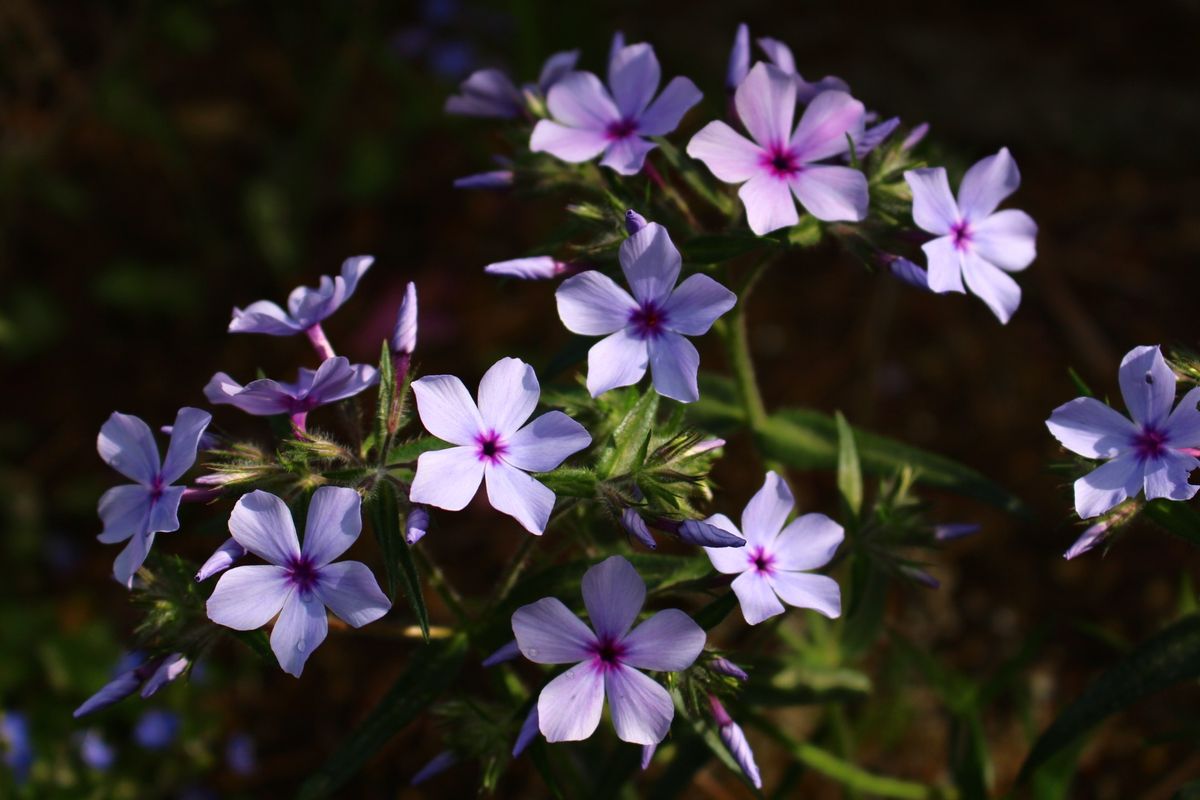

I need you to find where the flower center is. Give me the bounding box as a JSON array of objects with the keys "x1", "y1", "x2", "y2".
[
  {"x1": 761, "y1": 146, "x2": 801, "y2": 178},
  {"x1": 285, "y1": 556, "x2": 320, "y2": 594},
  {"x1": 951, "y1": 220, "x2": 973, "y2": 251},
  {"x1": 629, "y1": 301, "x2": 668, "y2": 340},
  {"x1": 475, "y1": 430, "x2": 508, "y2": 464},
  {"x1": 1133, "y1": 426, "x2": 1168, "y2": 460},
  {"x1": 149, "y1": 476, "x2": 164, "y2": 503},
  {"x1": 590, "y1": 636, "x2": 627, "y2": 671},
  {"x1": 748, "y1": 546, "x2": 776, "y2": 576},
  {"x1": 605, "y1": 118, "x2": 638, "y2": 141}
]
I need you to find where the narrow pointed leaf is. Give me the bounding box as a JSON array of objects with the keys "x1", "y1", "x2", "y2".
[{"x1": 367, "y1": 480, "x2": 428, "y2": 640}]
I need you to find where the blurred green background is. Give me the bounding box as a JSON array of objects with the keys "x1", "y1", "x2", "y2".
[{"x1": 2, "y1": 0, "x2": 1199, "y2": 796}]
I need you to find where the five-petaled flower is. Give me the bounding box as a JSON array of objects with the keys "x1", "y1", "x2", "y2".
[
  {"x1": 530, "y1": 41, "x2": 702, "y2": 175},
  {"x1": 512, "y1": 556, "x2": 706, "y2": 745},
  {"x1": 206, "y1": 487, "x2": 391, "y2": 677},
  {"x1": 409, "y1": 357, "x2": 592, "y2": 534},
  {"x1": 556, "y1": 221, "x2": 736, "y2": 403},
  {"x1": 204, "y1": 356, "x2": 378, "y2": 430},
  {"x1": 98, "y1": 408, "x2": 212, "y2": 587},
  {"x1": 688, "y1": 62, "x2": 868, "y2": 235},
  {"x1": 1046, "y1": 345, "x2": 1200, "y2": 519},
  {"x1": 704, "y1": 471, "x2": 843, "y2": 624},
  {"x1": 904, "y1": 148, "x2": 1037, "y2": 323}
]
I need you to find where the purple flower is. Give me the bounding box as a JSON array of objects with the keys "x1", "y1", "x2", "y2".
[
  {"x1": 1, "y1": 712, "x2": 33, "y2": 783},
  {"x1": 726, "y1": 24, "x2": 751, "y2": 92},
  {"x1": 485, "y1": 256, "x2": 569, "y2": 280},
  {"x1": 512, "y1": 705, "x2": 540, "y2": 757},
  {"x1": 204, "y1": 356, "x2": 378, "y2": 429},
  {"x1": 677, "y1": 519, "x2": 745, "y2": 547},
  {"x1": 411, "y1": 750, "x2": 458, "y2": 785},
  {"x1": 1063, "y1": 521, "x2": 1110, "y2": 560},
  {"x1": 709, "y1": 656, "x2": 748, "y2": 681},
  {"x1": 709, "y1": 696, "x2": 762, "y2": 789},
  {"x1": 74, "y1": 652, "x2": 191, "y2": 719},
  {"x1": 511, "y1": 556, "x2": 706, "y2": 745},
  {"x1": 78, "y1": 729, "x2": 115, "y2": 771},
  {"x1": 688, "y1": 63, "x2": 868, "y2": 235},
  {"x1": 1046, "y1": 345, "x2": 1200, "y2": 519},
  {"x1": 625, "y1": 209, "x2": 648, "y2": 234},
  {"x1": 453, "y1": 170, "x2": 514, "y2": 189},
  {"x1": 555, "y1": 222, "x2": 736, "y2": 402},
  {"x1": 140, "y1": 653, "x2": 188, "y2": 698},
  {"x1": 530, "y1": 42, "x2": 702, "y2": 175},
  {"x1": 481, "y1": 639, "x2": 521, "y2": 668},
  {"x1": 98, "y1": 408, "x2": 212, "y2": 587},
  {"x1": 753, "y1": 36, "x2": 850, "y2": 104},
  {"x1": 705, "y1": 471, "x2": 843, "y2": 625},
  {"x1": 409, "y1": 357, "x2": 591, "y2": 534},
  {"x1": 206, "y1": 487, "x2": 391, "y2": 677},
  {"x1": 887, "y1": 255, "x2": 931, "y2": 291},
  {"x1": 445, "y1": 50, "x2": 580, "y2": 118},
  {"x1": 405, "y1": 505, "x2": 430, "y2": 545},
  {"x1": 621, "y1": 508, "x2": 656, "y2": 549},
  {"x1": 228, "y1": 256, "x2": 373, "y2": 337},
  {"x1": 134, "y1": 710, "x2": 179, "y2": 750},
  {"x1": 195, "y1": 538, "x2": 247, "y2": 581},
  {"x1": 390, "y1": 281, "x2": 418, "y2": 380},
  {"x1": 904, "y1": 148, "x2": 1037, "y2": 323}
]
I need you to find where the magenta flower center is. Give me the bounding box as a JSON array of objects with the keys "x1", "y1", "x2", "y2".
[
  {"x1": 748, "y1": 546, "x2": 776, "y2": 576},
  {"x1": 589, "y1": 636, "x2": 627, "y2": 671},
  {"x1": 605, "y1": 118, "x2": 638, "y2": 141},
  {"x1": 149, "y1": 475, "x2": 165, "y2": 502},
  {"x1": 285, "y1": 556, "x2": 320, "y2": 594},
  {"x1": 1133, "y1": 426, "x2": 1168, "y2": 460},
  {"x1": 761, "y1": 146, "x2": 801, "y2": 178},
  {"x1": 951, "y1": 220, "x2": 973, "y2": 251},
  {"x1": 629, "y1": 301, "x2": 669, "y2": 340},
  {"x1": 475, "y1": 430, "x2": 508, "y2": 464}
]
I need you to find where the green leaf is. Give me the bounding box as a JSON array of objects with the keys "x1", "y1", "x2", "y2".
[
  {"x1": 1144, "y1": 498, "x2": 1200, "y2": 548},
  {"x1": 230, "y1": 629, "x2": 274, "y2": 664},
  {"x1": 298, "y1": 635, "x2": 468, "y2": 799},
  {"x1": 835, "y1": 411, "x2": 863, "y2": 519},
  {"x1": 534, "y1": 466, "x2": 598, "y2": 498},
  {"x1": 840, "y1": 556, "x2": 889, "y2": 658},
  {"x1": 366, "y1": 481, "x2": 429, "y2": 640},
  {"x1": 386, "y1": 435, "x2": 451, "y2": 465},
  {"x1": 693, "y1": 592, "x2": 737, "y2": 631},
  {"x1": 373, "y1": 340, "x2": 395, "y2": 459},
  {"x1": 1018, "y1": 614, "x2": 1200, "y2": 782},
  {"x1": 597, "y1": 389, "x2": 659, "y2": 478}
]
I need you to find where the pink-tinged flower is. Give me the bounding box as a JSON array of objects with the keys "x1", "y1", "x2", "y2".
[
  {"x1": 904, "y1": 148, "x2": 1037, "y2": 323},
  {"x1": 1046, "y1": 345, "x2": 1200, "y2": 519},
  {"x1": 228, "y1": 256, "x2": 373, "y2": 337},
  {"x1": 204, "y1": 356, "x2": 378, "y2": 430},
  {"x1": 688, "y1": 63, "x2": 868, "y2": 235},
  {"x1": 409, "y1": 357, "x2": 591, "y2": 534},
  {"x1": 485, "y1": 256, "x2": 569, "y2": 280},
  {"x1": 704, "y1": 471, "x2": 843, "y2": 625},
  {"x1": 98, "y1": 408, "x2": 212, "y2": 587},
  {"x1": 206, "y1": 488, "x2": 391, "y2": 677},
  {"x1": 708, "y1": 695, "x2": 762, "y2": 789},
  {"x1": 512, "y1": 556, "x2": 706, "y2": 745},
  {"x1": 555, "y1": 222, "x2": 736, "y2": 402},
  {"x1": 445, "y1": 50, "x2": 580, "y2": 118},
  {"x1": 530, "y1": 42, "x2": 702, "y2": 175},
  {"x1": 195, "y1": 538, "x2": 247, "y2": 581}
]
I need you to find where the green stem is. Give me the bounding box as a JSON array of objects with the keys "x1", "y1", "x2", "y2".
[
  {"x1": 413, "y1": 547, "x2": 469, "y2": 625},
  {"x1": 718, "y1": 257, "x2": 775, "y2": 433}
]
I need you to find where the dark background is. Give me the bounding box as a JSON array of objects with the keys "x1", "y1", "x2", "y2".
[{"x1": 3, "y1": 0, "x2": 1199, "y2": 796}]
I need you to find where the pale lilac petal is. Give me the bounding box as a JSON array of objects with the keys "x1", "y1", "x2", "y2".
[
  {"x1": 445, "y1": 69, "x2": 521, "y2": 117},
  {"x1": 734, "y1": 63, "x2": 795, "y2": 148},
  {"x1": 485, "y1": 461, "x2": 555, "y2": 534},
  {"x1": 147, "y1": 486, "x2": 185, "y2": 534},
  {"x1": 301, "y1": 486, "x2": 362, "y2": 567},
  {"x1": 741, "y1": 471, "x2": 794, "y2": 546},
  {"x1": 140, "y1": 653, "x2": 188, "y2": 699},
  {"x1": 720, "y1": 720, "x2": 762, "y2": 788},
  {"x1": 731, "y1": 570, "x2": 785, "y2": 625},
  {"x1": 504, "y1": 411, "x2": 591, "y2": 473},
  {"x1": 412, "y1": 374, "x2": 485, "y2": 446},
  {"x1": 98, "y1": 485, "x2": 151, "y2": 543},
  {"x1": 195, "y1": 538, "x2": 246, "y2": 581},
  {"x1": 609, "y1": 43, "x2": 661, "y2": 118},
  {"x1": 530, "y1": 120, "x2": 611, "y2": 163},
  {"x1": 1119, "y1": 345, "x2": 1176, "y2": 428},
  {"x1": 962, "y1": 252, "x2": 1021, "y2": 323},
  {"x1": 313, "y1": 561, "x2": 390, "y2": 627},
  {"x1": 958, "y1": 147, "x2": 1020, "y2": 221},
  {"x1": 608, "y1": 32, "x2": 626, "y2": 78},
  {"x1": 538, "y1": 50, "x2": 580, "y2": 93},
  {"x1": 904, "y1": 168, "x2": 958, "y2": 236},
  {"x1": 854, "y1": 116, "x2": 900, "y2": 156},
  {"x1": 410, "y1": 447, "x2": 485, "y2": 511},
  {"x1": 790, "y1": 91, "x2": 865, "y2": 163},
  {"x1": 600, "y1": 135, "x2": 657, "y2": 175},
  {"x1": 703, "y1": 513, "x2": 750, "y2": 574},
  {"x1": 206, "y1": 565, "x2": 291, "y2": 629},
  {"x1": 1063, "y1": 522, "x2": 1109, "y2": 560},
  {"x1": 606, "y1": 665, "x2": 674, "y2": 744},
  {"x1": 621, "y1": 609, "x2": 705, "y2": 671},
  {"x1": 98, "y1": 412, "x2": 161, "y2": 485},
  {"x1": 203, "y1": 373, "x2": 295, "y2": 416},
  {"x1": 304, "y1": 357, "x2": 378, "y2": 407},
  {"x1": 537, "y1": 661, "x2": 605, "y2": 742},
  {"x1": 390, "y1": 281, "x2": 418, "y2": 356},
  {"x1": 756, "y1": 37, "x2": 796, "y2": 73},
  {"x1": 478, "y1": 357, "x2": 539, "y2": 435},
  {"x1": 972, "y1": 209, "x2": 1037, "y2": 272},
  {"x1": 662, "y1": 274, "x2": 736, "y2": 336},
  {"x1": 772, "y1": 513, "x2": 843, "y2": 570},
  {"x1": 228, "y1": 300, "x2": 302, "y2": 335},
  {"x1": 487, "y1": 256, "x2": 565, "y2": 280},
  {"x1": 586, "y1": 328, "x2": 649, "y2": 397},
  {"x1": 544, "y1": 71, "x2": 620, "y2": 129},
  {"x1": 582, "y1": 555, "x2": 645, "y2": 640},
  {"x1": 788, "y1": 165, "x2": 868, "y2": 222},
  {"x1": 769, "y1": 571, "x2": 842, "y2": 618},
  {"x1": 1074, "y1": 454, "x2": 1145, "y2": 519},
  {"x1": 648, "y1": 332, "x2": 700, "y2": 404},
  {"x1": 113, "y1": 532, "x2": 154, "y2": 587},
  {"x1": 228, "y1": 491, "x2": 300, "y2": 565},
  {"x1": 271, "y1": 593, "x2": 328, "y2": 677},
  {"x1": 512, "y1": 706, "x2": 540, "y2": 756},
  {"x1": 727, "y1": 24, "x2": 750, "y2": 90},
  {"x1": 1166, "y1": 387, "x2": 1200, "y2": 448},
  {"x1": 686, "y1": 121, "x2": 764, "y2": 183},
  {"x1": 638, "y1": 76, "x2": 702, "y2": 136},
  {"x1": 159, "y1": 407, "x2": 211, "y2": 484},
  {"x1": 1046, "y1": 397, "x2": 1137, "y2": 459},
  {"x1": 1144, "y1": 451, "x2": 1200, "y2": 503},
  {"x1": 482, "y1": 639, "x2": 520, "y2": 668},
  {"x1": 557, "y1": 271, "x2": 638, "y2": 335},
  {"x1": 739, "y1": 174, "x2": 799, "y2": 235},
  {"x1": 902, "y1": 123, "x2": 929, "y2": 150},
  {"x1": 619, "y1": 222, "x2": 682, "y2": 306},
  {"x1": 512, "y1": 597, "x2": 597, "y2": 663},
  {"x1": 921, "y1": 236, "x2": 965, "y2": 294}
]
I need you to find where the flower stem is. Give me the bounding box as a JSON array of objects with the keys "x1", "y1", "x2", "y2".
[
  {"x1": 305, "y1": 323, "x2": 336, "y2": 361},
  {"x1": 644, "y1": 158, "x2": 701, "y2": 231},
  {"x1": 719, "y1": 258, "x2": 774, "y2": 432}
]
